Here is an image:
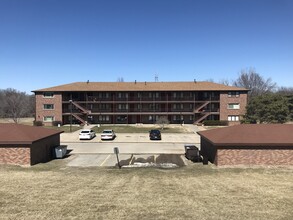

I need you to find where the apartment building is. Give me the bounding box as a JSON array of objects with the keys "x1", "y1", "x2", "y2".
[{"x1": 33, "y1": 81, "x2": 248, "y2": 125}]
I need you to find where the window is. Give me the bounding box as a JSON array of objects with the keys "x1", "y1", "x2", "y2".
[
  {"x1": 98, "y1": 93, "x2": 109, "y2": 98},
  {"x1": 228, "y1": 91, "x2": 240, "y2": 97},
  {"x1": 228, "y1": 103, "x2": 240, "y2": 109},
  {"x1": 118, "y1": 104, "x2": 128, "y2": 110},
  {"x1": 137, "y1": 104, "x2": 142, "y2": 110},
  {"x1": 99, "y1": 115, "x2": 110, "y2": 122},
  {"x1": 118, "y1": 93, "x2": 128, "y2": 99},
  {"x1": 149, "y1": 104, "x2": 160, "y2": 110},
  {"x1": 228, "y1": 115, "x2": 239, "y2": 121},
  {"x1": 99, "y1": 104, "x2": 110, "y2": 110},
  {"x1": 43, "y1": 104, "x2": 54, "y2": 110},
  {"x1": 173, "y1": 103, "x2": 183, "y2": 110},
  {"x1": 43, "y1": 92, "x2": 54, "y2": 98},
  {"x1": 43, "y1": 116, "x2": 54, "y2": 122}
]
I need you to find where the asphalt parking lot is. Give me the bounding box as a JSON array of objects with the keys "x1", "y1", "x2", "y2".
[{"x1": 61, "y1": 124, "x2": 203, "y2": 167}]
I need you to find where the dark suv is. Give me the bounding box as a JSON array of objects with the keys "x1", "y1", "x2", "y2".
[{"x1": 149, "y1": 129, "x2": 161, "y2": 140}]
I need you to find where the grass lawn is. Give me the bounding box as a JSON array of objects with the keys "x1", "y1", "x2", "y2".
[
  {"x1": 44, "y1": 124, "x2": 189, "y2": 133},
  {"x1": 0, "y1": 161, "x2": 292, "y2": 220},
  {"x1": 92, "y1": 125, "x2": 189, "y2": 133}
]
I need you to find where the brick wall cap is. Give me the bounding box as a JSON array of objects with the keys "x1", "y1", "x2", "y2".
[
  {"x1": 0, "y1": 124, "x2": 63, "y2": 144},
  {"x1": 197, "y1": 124, "x2": 293, "y2": 147}
]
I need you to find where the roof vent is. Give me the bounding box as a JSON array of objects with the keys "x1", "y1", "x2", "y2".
[
  {"x1": 87, "y1": 80, "x2": 89, "y2": 84},
  {"x1": 135, "y1": 80, "x2": 137, "y2": 84},
  {"x1": 194, "y1": 79, "x2": 197, "y2": 83},
  {"x1": 145, "y1": 81, "x2": 147, "y2": 85}
]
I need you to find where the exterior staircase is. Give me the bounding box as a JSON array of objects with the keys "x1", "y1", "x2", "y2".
[
  {"x1": 194, "y1": 112, "x2": 212, "y2": 124},
  {"x1": 193, "y1": 101, "x2": 210, "y2": 113},
  {"x1": 71, "y1": 101, "x2": 90, "y2": 114},
  {"x1": 72, "y1": 113, "x2": 87, "y2": 125}
]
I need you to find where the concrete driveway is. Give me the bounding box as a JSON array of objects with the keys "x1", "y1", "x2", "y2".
[{"x1": 61, "y1": 124, "x2": 203, "y2": 167}]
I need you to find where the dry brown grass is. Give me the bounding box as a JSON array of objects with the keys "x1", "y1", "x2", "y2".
[{"x1": 0, "y1": 161, "x2": 292, "y2": 220}]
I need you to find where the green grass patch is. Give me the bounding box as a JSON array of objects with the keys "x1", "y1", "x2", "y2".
[
  {"x1": 92, "y1": 125, "x2": 188, "y2": 133},
  {"x1": 45, "y1": 126, "x2": 81, "y2": 133}
]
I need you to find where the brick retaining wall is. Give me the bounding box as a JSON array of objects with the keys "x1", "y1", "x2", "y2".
[
  {"x1": 216, "y1": 148, "x2": 293, "y2": 166},
  {"x1": 0, "y1": 147, "x2": 30, "y2": 165}
]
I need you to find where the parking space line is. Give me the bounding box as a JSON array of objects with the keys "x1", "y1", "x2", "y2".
[
  {"x1": 129, "y1": 154, "x2": 134, "y2": 165},
  {"x1": 100, "y1": 154, "x2": 111, "y2": 166}
]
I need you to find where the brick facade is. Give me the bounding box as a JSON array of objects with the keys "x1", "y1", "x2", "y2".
[
  {"x1": 220, "y1": 92, "x2": 247, "y2": 125},
  {"x1": 216, "y1": 148, "x2": 293, "y2": 166},
  {"x1": 35, "y1": 93, "x2": 63, "y2": 125},
  {"x1": 200, "y1": 137, "x2": 293, "y2": 166},
  {"x1": 0, "y1": 147, "x2": 30, "y2": 166}
]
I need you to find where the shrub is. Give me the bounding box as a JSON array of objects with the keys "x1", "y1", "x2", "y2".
[
  {"x1": 203, "y1": 120, "x2": 228, "y2": 126},
  {"x1": 34, "y1": 121, "x2": 43, "y2": 126}
]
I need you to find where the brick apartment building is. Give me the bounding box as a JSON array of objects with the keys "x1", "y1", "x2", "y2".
[{"x1": 33, "y1": 81, "x2": 248, "y2": 125}]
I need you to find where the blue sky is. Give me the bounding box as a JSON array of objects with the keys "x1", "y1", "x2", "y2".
[{"x1": 0, "y1": 0, "x2": 292, "y2": 94}]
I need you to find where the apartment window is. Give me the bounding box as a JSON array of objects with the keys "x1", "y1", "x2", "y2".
[
  {"x1": 148, "y1": 92, "x2": 160, "y2": 99},
  {"x1": 228, "y1": 91, "x2": 240, "y2": 97},
  {"x1": 43, "y1": 92, "x2": 54, "y2": 98},
  {"x1": 189, "y1": 115, "x2": 194, "y2": 121},
  {"x1": 189, "y1": 104, "x2": 193, "y2": 110},
  {"x1": 149, "y1": 104, "x2": 160, "y2": 110},
  {"x1": 98, "y1": 93, "x2": 109, "y2": 98},
  {"x1": 228, "y1": 103, "x2": 240, "y2": 109},
  {"x1": 118, "y1": 93, "x2": 128, "y2": 99},
  {"x1": 99, "y1": 104, "x2": 110, "y2": 110},
  {"x1": 137, "y1": 93, "x2": 141, "y2": 98},
  {"x1": 43, "y1": 104, "x2": 54, "y2": 110},
  {"x1": 99, "y1": 115, "x2": 110, "y2": 122},
  {"x1": 43, "y1": 116, "x2": 54, "y2": 122},
  {"x1": 118, "y1": 104, "x2": 128, "y2": 110},
  {"x1": 117, "y1": 115, "x2": 127, "y2": 122},
  {"x1": 173, "y1": 103, "x2": 183, "y2": 110},
  {"x1": 228, "y1": 115, "x2": 239, "y2": 121}
]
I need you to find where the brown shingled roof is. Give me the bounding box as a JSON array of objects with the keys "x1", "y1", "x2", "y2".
[
  {"x1": 0, "y1": 124, "x2": 63, "y2": 144},
  {"x1": 32, "y1": 81, "x2": 248, "y2": 92},
  {"x1": 197, "y1": 124, "x2": 293, "y2": 147}
]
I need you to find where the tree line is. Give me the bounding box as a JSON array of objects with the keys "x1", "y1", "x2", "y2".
[
  {"x1": 230, "y1": 68, "x2": 293, "y2": 124},
  {"x1": 0, "y1": 89, "x2": 35, "y2": 123}
]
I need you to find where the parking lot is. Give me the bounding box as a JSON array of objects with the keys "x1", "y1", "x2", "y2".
[{"x1": 61, "y1": 124, "x2": 202, "y2": 167}]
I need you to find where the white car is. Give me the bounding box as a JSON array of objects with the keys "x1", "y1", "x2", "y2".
[
  {"x1": 79, "y1": 129, "x2": 96, "y2": 140},
  {"x1": 101, "y1": 129, "x2": 116, "y2": 140}
]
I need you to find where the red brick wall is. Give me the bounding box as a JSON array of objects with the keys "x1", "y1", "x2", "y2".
[
  {"x1": 216, "y1": 148, "x2": 293, "y2": 166},
  {"x1": 35, "y1": 92, "x2": 63, "y2": 125},
  {"x1": 219, "y1": 92, "x2": 248, "y2": 125},
  {"x1": 0, "y1": 147, "x2": 31, "y2": 165}
]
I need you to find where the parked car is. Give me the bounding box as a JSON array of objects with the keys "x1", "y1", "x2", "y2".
[
  {"x1": 149, "y1": 129, "x2": 161, "y2": 140},
  {"x1": 101, "y1": 129, "x2": 116, "y2": 140},
  {"x1": 79, "y1": 129, "x2": 96, "y2": 140}
]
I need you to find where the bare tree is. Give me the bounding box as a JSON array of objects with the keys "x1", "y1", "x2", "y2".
[
  {"x1": 233, "y1": 68, "x2": 277, "y2": 98},
  {"x1": 156, "y1": 116, "x2": 170, "y2": 130},
  {"x1": 117, "y1": 77, "x2": 124, "y2": 82},
  {"x1": 219, "y1": 78, "x2": 231, "y2": 86},
  {"x1": 277, "y1": 86, "x2": 293, "y2": 95},
  {"x1": 1, "y1": 88, "x2": 33, "y2": 123}
]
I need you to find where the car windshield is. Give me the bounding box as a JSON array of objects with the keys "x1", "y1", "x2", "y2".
[
  {"x1": 103, "y1": 130, "x2": 112, "y2": 134},
  {"x1": 81, "y1": 131, "x2": 90, "y2": 134},
  {"x1": 150, "y1": 130, "x2": 160, "y2": 134}
]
